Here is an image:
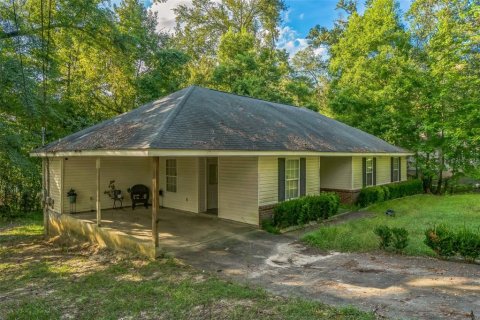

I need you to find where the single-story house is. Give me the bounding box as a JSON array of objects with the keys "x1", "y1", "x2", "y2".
[{"x1": 32, "y1": 86, "x2": 411, "y2": 255}]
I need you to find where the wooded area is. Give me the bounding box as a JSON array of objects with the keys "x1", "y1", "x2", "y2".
[{"x1": 0, "y1": 0, "x2": 478, "y2": 216}]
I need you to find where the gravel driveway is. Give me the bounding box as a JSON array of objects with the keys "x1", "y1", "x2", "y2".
[{"x1": 175, "y1": 229, "x2": 480, "y2": 319}]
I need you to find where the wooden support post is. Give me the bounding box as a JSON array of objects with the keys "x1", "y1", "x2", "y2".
[
  {"x1": 96, "y1": 158, "x2": 101, "y2": 226},
  {"x1": 42, "y1": 158, "x2": 48, "y2": 236},
  {"x1": 152, "y1": 157, "x2": 160, "y2": 248}
]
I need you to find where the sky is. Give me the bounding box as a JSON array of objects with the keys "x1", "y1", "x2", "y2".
[{"x1": 145, "y1": 0, "x2": 413, "y2": 56}]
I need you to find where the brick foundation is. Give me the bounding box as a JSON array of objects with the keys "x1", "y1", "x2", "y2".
[
  {"x1": 259, "y1": 204, "x2": 276, "y2": 224},
  {"x1": 320, "y1": 188, "x2": 361, "y2": 204}
]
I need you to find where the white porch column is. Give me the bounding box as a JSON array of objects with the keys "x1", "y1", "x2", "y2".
[
  {"x1": 152, "y1": 157, "x2": 160, "y2": 248},
  {"x1": 96, "y1": 158, "x2": 101, "y2": 226}
]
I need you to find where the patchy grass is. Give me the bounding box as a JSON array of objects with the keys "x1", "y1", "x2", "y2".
[
  {"x1": 303, "y1": 194, "x2": 480, "y2": 257},
  {"x1": 0, "y1": 218, "x2": 374, "y2": 320}
]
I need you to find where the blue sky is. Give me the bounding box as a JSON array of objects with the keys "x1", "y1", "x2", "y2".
[{"x1": 146, "y1": 0, "x2": 413, "y2": 55}]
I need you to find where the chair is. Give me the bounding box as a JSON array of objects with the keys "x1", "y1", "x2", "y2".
[{"x1": 128, "y1": 184, "x2": 149, "y2": 210}]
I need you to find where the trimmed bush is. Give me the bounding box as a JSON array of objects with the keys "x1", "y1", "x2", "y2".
[
  {"x1": 424, "y1": 224, "x2": 456, "y2": 258},
  {"x1": 374, "y1": 225, "x2": 409, "y2": 252},
  {"x1": 357, "y1": 179, "x2": 423, "y2": 207},
  {"x1": 424, "y1": 224, "x2": 480, "y2": 261},
  {"x1": 373, "y1": 225, "x2": 392, "y2": 249},
  {"x1": 391, "y1": 227, "x2": 409, "y2": 252},
  {"x1": 273, "y1": 192, "x2": 340, "y2": 228}
]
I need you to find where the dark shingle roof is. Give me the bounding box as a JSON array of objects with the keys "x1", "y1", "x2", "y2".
[{"x1": 35, "y1": 86, "x2": 407, "y2": 153}]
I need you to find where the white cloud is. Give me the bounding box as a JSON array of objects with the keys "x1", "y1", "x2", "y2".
[
  {"x1": 277, "y1": 26, "x2": 309, "y2": 56},
  {"x1": 299, "y1": 13, "x2": 304, "y2": 20},
  {"x1": 149, "y1": 0, "x2": 189, "y2": 32}
]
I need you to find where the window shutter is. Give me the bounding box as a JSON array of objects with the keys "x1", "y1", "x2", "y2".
[
  {"x1": 373, "y1": 157, "x2": 377, "y2": 185},
  {"x1": 391, "y1": 157, "x2": 394, "y2": 182},
  {"x1": 278, "y1": 158, "x2": 285, "y2": 201},
  {"x1": 362, "y1": 157, "x2": 366, "y2": 187},
  {"x1": 399, "y1": 157, "x2": 402, "y2": 181},
  {"x1": 300, "y1": 158, "x2": 306, "y2": 196}
]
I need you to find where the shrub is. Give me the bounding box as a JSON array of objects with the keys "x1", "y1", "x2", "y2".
[
  {"x1": 424, "y1": 224, "x2": 457, "y2": 258},
  {"x1": 273, "y1": 193, "x2": 340, "y2": 228},
  {"x1": 261, "y1": 218, "x2": 281, "y2": 234},
  {"x1": 391, "y1": 227, "x2": 409, "y2": 252},
  {"x1": 373, "y1": 225, "x2": 392, "y2": 249},
  {"x1": 454, "y1": 228, "x2": 480, "y2": 261},
  {"x1": 357, "y1": 179, "x2": 423, "y2": 207}
]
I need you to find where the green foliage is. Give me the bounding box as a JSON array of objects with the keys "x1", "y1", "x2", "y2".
[
  {"x1": 261, "y1": 218, "x2": 281, "y2": 234},
  {"x1": 373, "y1": 225, "x2": 409, "y2": 252},
  {"x1": 357, "y1": 180, "x2": 423, "y2": 207},
  {"x1": 304, "y1": 194, "x2": 480, "y2": 257},
  {"x1": 391, "y1": 227, "x2": 409, "y2": 252},
  {"x1": 273, "y1": 193, "x2": 340, "y2": 228},
  {"x1": 425, "y1": 224, "x2": 480, "y2": 261},
  {"x1": 373, "y1": 225, "x2": 392, "y2": 249}
]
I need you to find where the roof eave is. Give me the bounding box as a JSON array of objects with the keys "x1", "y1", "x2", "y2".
[{"x1": 30, "y1": 149, "x2": 415, "y2": 158}]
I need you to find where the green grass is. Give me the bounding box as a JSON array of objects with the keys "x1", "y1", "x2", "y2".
[
  {"x1": 0, "y1": 216, "x2": 374, "y2": 319},
  {"x1": 303, "y1": 194, "x2": 480, "y2": 257}
]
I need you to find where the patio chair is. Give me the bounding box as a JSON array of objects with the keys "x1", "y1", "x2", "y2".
[{"x1": 128, "y1": 184, "x2": 149, "y2": 210}]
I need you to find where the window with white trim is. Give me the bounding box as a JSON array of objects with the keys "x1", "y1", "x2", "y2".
[
  {"x1": 285, "y1": 159, "x2": 300, "y2": 200},
  {"x1": 166, "y1": 159, "x2": 177, "y2": 192},
  {"x1": 392, "y1": 157, "x2": 400, "y2": 182},
  {"x1": 366, "y1": 157, "x2": 374, "y2": 186}
]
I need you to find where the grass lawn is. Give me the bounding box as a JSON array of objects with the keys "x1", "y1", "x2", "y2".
[
  {"x1": 303, "y1": 194, "x2": 480, "y2": 257},
  {"x1": 0, "y1": 215, "x2": 374, "y2": 320}
]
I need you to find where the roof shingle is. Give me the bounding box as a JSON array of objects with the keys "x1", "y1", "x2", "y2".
[{"x1": 35, "y1": 86, "x2": 406, "y2": 153}]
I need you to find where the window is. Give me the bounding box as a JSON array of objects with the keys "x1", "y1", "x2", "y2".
[
  {"x1": 392, "y1": 157, "x2": 400, "y2": 182},
  {"x1": 166, "y1": 159, "x2": 177, "y2": 192},
  {"x1": 366, "y1": 157, "x2": 374, "y2": 186},
  {"x1": 285, "y1": 159, "x2": 300, "y2": 200}
]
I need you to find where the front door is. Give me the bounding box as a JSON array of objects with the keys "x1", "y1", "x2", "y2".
[{"x1": 206, "y1": 158, "x2": 218, "y2": 211}]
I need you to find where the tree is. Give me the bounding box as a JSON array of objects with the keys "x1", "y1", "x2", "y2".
[
  {"x1": 407, "y1": 0, "x2": 480, "y2": 193},
  {"x1": 327, "y1": 0, "x2": 420, "y2": 148}
]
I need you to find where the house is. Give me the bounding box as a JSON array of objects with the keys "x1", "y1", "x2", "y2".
[{"x1": 32, "y1": 86, "x2": 411, "y2": 256}]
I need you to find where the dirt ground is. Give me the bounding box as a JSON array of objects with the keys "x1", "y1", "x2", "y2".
[{"x1": 176, "y1": 229, "x2": 480, "y2": 320}]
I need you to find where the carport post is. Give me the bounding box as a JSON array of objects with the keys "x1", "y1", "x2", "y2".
[
  {"x1": 152, "y1": 157, "x2": 160, "y2": 248},
  {"x1": 96, "y1": 158, "x2": 101, "y2": 226}
]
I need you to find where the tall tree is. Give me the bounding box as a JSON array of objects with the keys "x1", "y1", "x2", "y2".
[{"x1": 407, "y1": 0, "x2": 480, "y2": 192}]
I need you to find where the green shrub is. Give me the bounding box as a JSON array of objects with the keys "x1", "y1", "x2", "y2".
[
  {"x1": 373, "y1": 225, "x2": 392, "y2": 249},
  {"x1": 450, "y1": 184, "x2": 474, "y2": 194},
  {"x1": 455, "y1": 228, "x2": 480, "y2": 261},
  {"x1": 273, "y1": 193, "x2": 340, "y2": 228},
  {"x1": 261, "y1": 218, "x2": 281, "y2": 234},
  {"x1": 391, "y1": 227, "x2": 409, "y2": 252},
  {"x1": 357, "y1": 179, "x2": 423, "y2": 207},
  {"x1": 424, "y1": 224, "x2": 457, "y2": 258}
]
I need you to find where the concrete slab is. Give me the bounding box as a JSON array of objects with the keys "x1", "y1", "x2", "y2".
[{"x1": 72, "y1": 207, "x2": 255, "y2": 254}]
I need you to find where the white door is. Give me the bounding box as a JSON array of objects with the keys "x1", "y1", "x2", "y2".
[{"x1": 206, "y1": 158, "x2": 218, "y2": 210}]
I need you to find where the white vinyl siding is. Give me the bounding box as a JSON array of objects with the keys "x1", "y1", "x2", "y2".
[
  {"x1": 48, "y1": 158, "x2": 62, "y2": 213},
  {"x1": 62, "y1": 157, "x2": 152, "y2": 213},
  {"x1": 258, "y1": 157, "x2": 278, "y2": 206},
  {"x1": 321, "y1": 157, "x2": 353, "y2": 190},
  {"x1": 218, "y1": 157, "x2": 258, "y2": 225},
  {"x1": 285, "y1": 159, "x2": 300, "y2": 200},
  {"x1": 159, "y1": 157, "x2": 199, "y2": 213},
  {"x1": 306, "y1": 157, "x2": 320, "y2": 195},
  {"x1": 353, "y1": 156, "x2": 407, "y2": 189}
]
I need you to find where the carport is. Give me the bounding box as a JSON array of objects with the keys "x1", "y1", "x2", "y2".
[{"x1": 47, "y1": 206, "x2": 254, "y2": 258}]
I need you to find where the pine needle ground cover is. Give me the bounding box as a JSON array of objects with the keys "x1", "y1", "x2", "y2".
[{"x1": 303, "y1": 194, "x2": 480, "y2": 257}]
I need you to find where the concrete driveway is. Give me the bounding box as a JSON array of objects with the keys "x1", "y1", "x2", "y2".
[{"x1": 175, "y1": 229, "x2": 480, "y2": 320}]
